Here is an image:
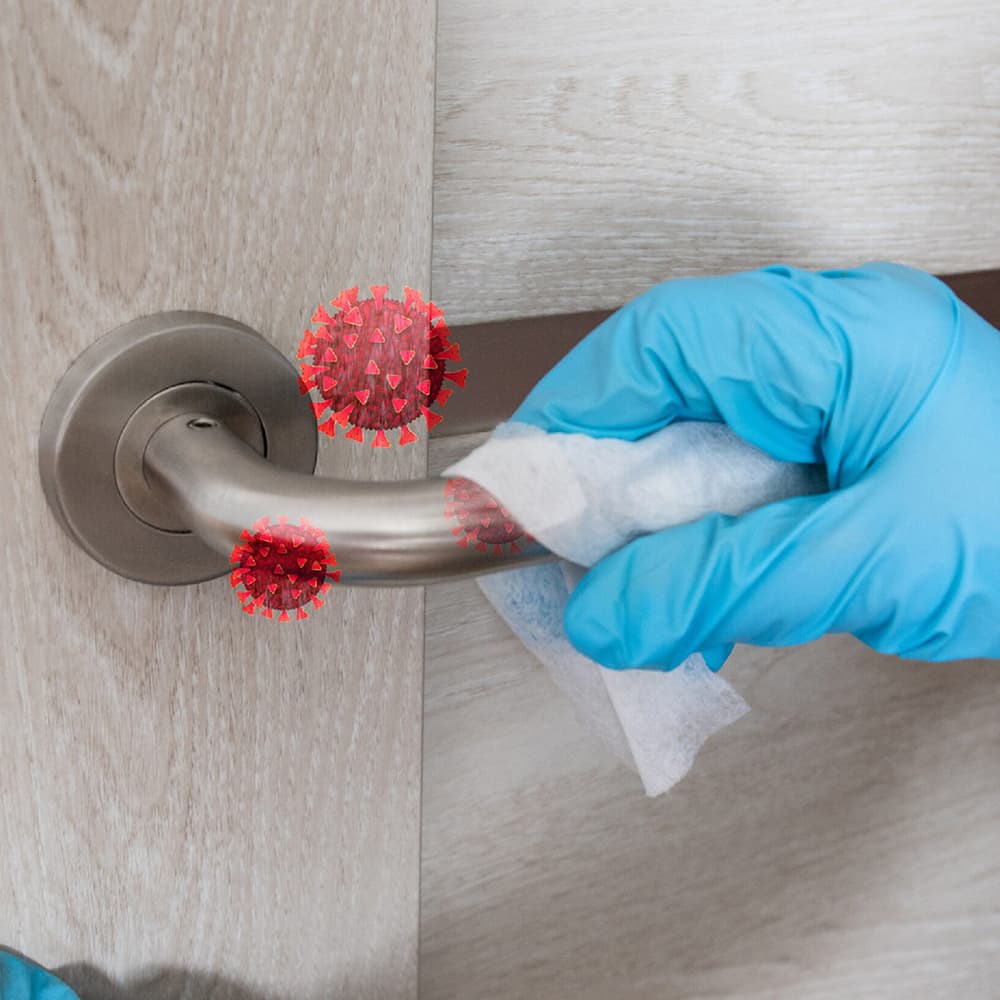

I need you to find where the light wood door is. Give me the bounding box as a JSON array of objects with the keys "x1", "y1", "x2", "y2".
[
  {"x1": 1, "y1": 3, "x2": 435, "y2": 997},
  {"x1": 422, "y1": 2, "x2": 1000, "y2": 998}
]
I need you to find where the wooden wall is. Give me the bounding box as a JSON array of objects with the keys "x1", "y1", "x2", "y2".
[{"x1": 422, "y1": 2, "x2": 1000, "y2": 996}]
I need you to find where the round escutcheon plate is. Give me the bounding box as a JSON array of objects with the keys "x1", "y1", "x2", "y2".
[{"x1": 39, "y1": 311, "x2": 318, "y2": 585}]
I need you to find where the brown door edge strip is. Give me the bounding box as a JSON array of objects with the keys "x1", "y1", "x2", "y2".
[{"x1": 437, "y1": 268, "x2": 1000, "y2": 437}]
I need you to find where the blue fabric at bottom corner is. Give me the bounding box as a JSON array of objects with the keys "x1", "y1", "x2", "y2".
[{"x1": 0, "y1": 952, "x2": 78, "y2": 1000}]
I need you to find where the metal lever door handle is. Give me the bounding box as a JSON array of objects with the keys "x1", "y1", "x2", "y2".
[
  {"x1": 39, "y1": 310, "x2": 549, "y2": 587},
  {"x1": 143, "y1": 412, "x2": 549, "y2": 586}
]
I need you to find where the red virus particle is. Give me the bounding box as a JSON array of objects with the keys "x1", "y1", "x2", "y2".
[
  {"x1": 230, "y1": 516, "x2": 340, "y2": 621},
  {"x1": 297, "y1": 284, "x2": 467, "y2": 447},
  {"x1": 443, "y1": 477, "x2": 533, "y2": 556}
]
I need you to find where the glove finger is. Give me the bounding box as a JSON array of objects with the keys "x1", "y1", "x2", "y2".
[
  {"x1": 699, "y1": 643, "x2": 735, "y2": 672},
  {"x1": 513, "y1": 262, "x2": 952, "y2": 472},
  {"x1": 0, "y1": 950, "x2": 79, "y2": 999},
  {"x1": 562, "y1": 488, "x2": 876, "y2": 670}
]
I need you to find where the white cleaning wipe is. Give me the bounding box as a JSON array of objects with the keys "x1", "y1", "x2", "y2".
[{"x1": 444, "y1": 420, "x2": 824, "y2": 796}]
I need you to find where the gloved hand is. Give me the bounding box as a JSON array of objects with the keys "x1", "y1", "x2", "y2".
[
  {"x1": 511, "y1": 262, "x2": 1000, "y2": 672},
  {"x1": 0, "y1": 952, "x2": 77, "y2": 1000}
]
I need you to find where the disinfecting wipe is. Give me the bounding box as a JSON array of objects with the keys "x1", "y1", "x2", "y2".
[{"x1": 444, "y1": 420, "x2": 826, "y2": 796}]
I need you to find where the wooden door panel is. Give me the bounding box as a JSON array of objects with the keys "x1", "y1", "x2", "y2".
[
  {"x1": 432, "y1": 0, "x2": 1000, "y2": 325},
  {"x1": 0, "y1": 3, "x2": 434, "y2": 997},
  {"x1": 423, "y1": 1, "x2": 1000, "y2": 996}
]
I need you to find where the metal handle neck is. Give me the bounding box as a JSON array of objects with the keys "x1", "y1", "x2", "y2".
[{"x1": 144, "y1": 414, "x2": 551, "y2": 586}]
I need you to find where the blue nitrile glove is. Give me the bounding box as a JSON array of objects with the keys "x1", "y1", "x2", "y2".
[
  {"x1": 0, "y1": 952, "x2": 77, "y2": 1000},
  {"x1": 511, "y1": 262, "x2": 1000, "y2": 672}
]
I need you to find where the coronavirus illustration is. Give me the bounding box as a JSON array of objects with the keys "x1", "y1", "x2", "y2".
[
  {"x1": 230, "y1": 516, "x2": 339, "y2": 620},
  {"x1": 443, "y1": 477, "x2": 532, "y2": 556},
  {"x1": 297, "y1": 284, "x2": 467, "y2": 447}
]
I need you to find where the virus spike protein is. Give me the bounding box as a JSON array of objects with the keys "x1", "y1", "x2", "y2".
[
  {"x1": 297, "y1": 284, "x2": 465, "y2": 447},
  {"x1": 230, "y1": 516, "x2": 339, "y2": 620}
]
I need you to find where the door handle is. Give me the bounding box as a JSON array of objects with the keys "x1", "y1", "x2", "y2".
[
  {"x1": 141, "y1": 410, "x2": 549, "y2": 586},
  {"x1": 39, "y1": 310, "x2": 549, "y2": 587}
]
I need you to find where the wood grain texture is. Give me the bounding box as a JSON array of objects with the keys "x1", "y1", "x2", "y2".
[
  {"x1": 0, "y1": 1, "x2": 435, "y2": 997},
  {"x1": 431, "y1": 0, "x2": 1000, "y2": 323},
  {"x1": 424, "y1": 8, "x2": 1000, "y2": 993},
  {"x1": 421, "y1": 434, "x2": 1000, "y2": 999}
]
